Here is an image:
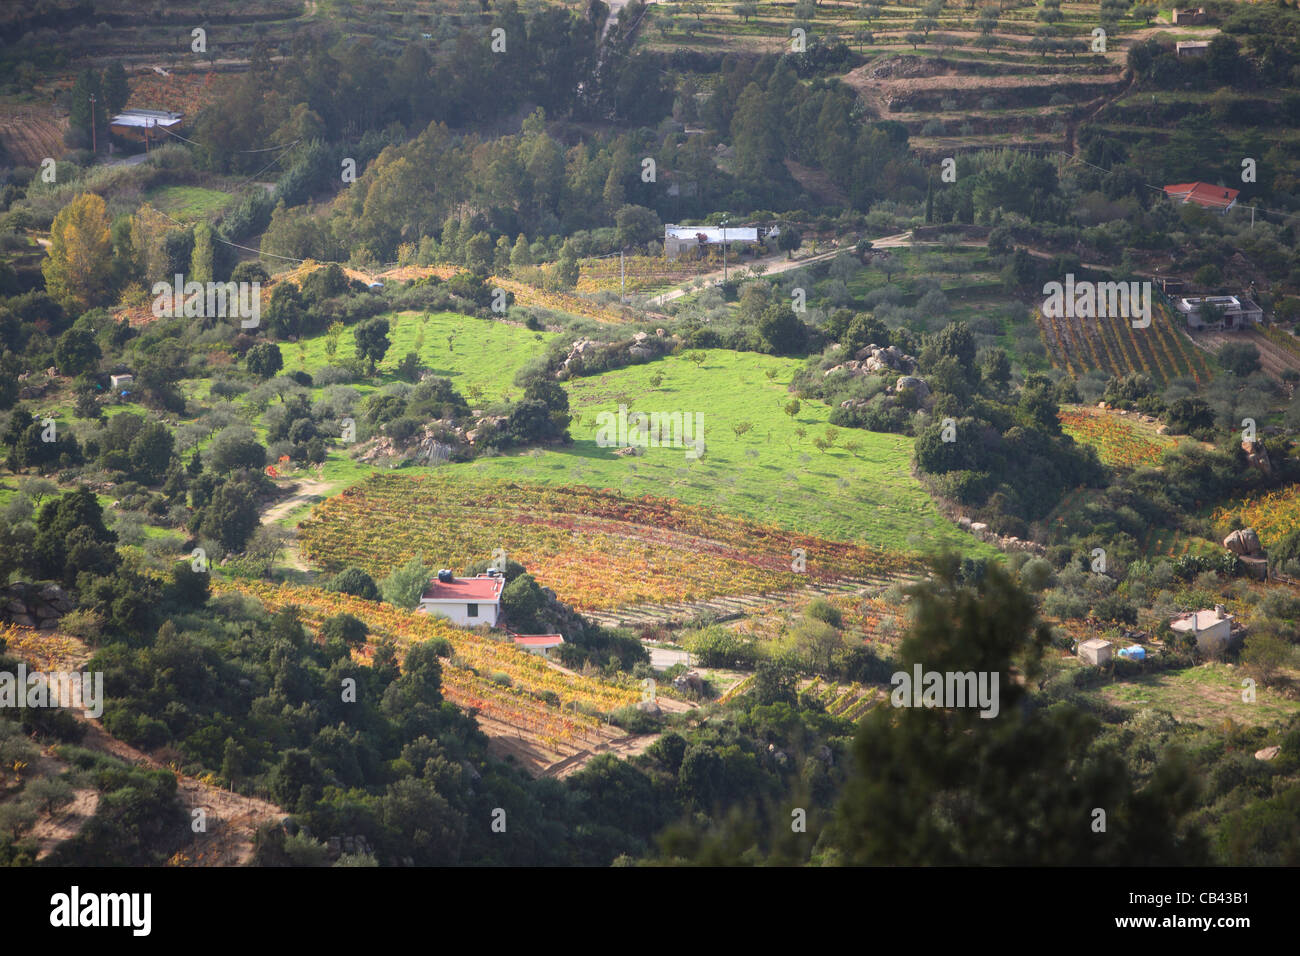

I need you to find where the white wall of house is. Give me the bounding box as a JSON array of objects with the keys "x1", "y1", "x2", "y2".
[
  {"x1": 419, "y1": 599, "x2": 498, "y2": 627},
  {"x1": 517, "y1": 643, "x2": 558, "y2": 658},
  {"x1": 1192, "y1": 618, "x2": 1231, "y2": 648},
  {"x1": 1171, "y1": 615, "x2": 1231, "y2": 652}
]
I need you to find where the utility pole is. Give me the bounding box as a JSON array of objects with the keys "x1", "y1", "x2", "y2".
[
  {"x1": 89, "y1": 93, "x2": 96, "y2": 154},
  {"x1": 620, "y1": 248, "x2": 625, "y2": 303},
  {"x1": 721, "y1": 218, "x2": 728, "y2": 283}
]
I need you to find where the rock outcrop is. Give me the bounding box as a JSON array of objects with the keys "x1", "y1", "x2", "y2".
[
  {"x1": 1224, "y1": 527, "x2": 1264, "y2": 557},
  {"x1": 825, "y1": 343, "x2": 917, "y2": 379},
  {"x1": 956, "y1": 518, "x2": 1047, "y2": 555},
  {"x1": 1224, "y1": 526, "x2": 1269, "y2": 580},
  {"x1": 1242, "y1": 439, "x2": 1273, "y2": 476},
  {"x1": 0, "y1": 582, "x2": 76, "y2": 629}
]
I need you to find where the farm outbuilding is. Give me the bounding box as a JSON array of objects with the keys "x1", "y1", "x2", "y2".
[
  {"x1": 1175, "y1": 295, "x2": 1263, "y2": 330},
  {"x1": 109, "y1": 108, "x2": 183, "y2": 145},
  {"x1": 1175, "y1": 41, "x2": 1211, "y2": 58},
  {"x1": 1170, "y1": 605, "x2": 1237, "y2": 655},
  {"x1": 510, "y1": 634, "x2": 565, "y2": 658},
  {"x1": 1078, "y1": 638, "x2": 1113, "y2": 666},
  {"x1": 664, "y1": 224, "x2": 760, "y2": 261},
  {"x1": 1163, "y1": 181, "x2": 1237, "y2": 212}
]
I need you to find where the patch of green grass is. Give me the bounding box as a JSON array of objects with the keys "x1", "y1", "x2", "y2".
[
  {"x1": 413, "y1": 348, "x2": 990, "y2": 554},
  {"x1": 82, "y1": 312, "x2": 980, "y2": 556},
  {"x1": 144, "y1": 185, "x2": 233, "y2": 222},
  {"x1": 289, "y1": 310, "x2": 557, "y2": 405},
  {"x1": 1096, "y1": 663, "x2": 1300, "y2": 728}
]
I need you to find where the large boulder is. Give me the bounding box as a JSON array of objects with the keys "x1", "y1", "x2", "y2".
[
  {"x1": 1240, "y1": 556, "x2": 1269, "y2": 580},
  {"x1": 1224, "y1": 527, "x2": 1263, "y2": 557},
  {"x1": 1242, "y1": 439, "x2": 1273, "y2": 476},
  {"x1": 895, "y1": 375, "x2": 930, "y2": 398}
]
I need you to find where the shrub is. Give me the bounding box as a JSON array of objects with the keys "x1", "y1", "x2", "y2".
[
  {"x1": 805, "y1": 597, "x2": 843, "y2": 628},
  {"x1": 329, "y1": 566, "x2": 380, "y2": 601}
]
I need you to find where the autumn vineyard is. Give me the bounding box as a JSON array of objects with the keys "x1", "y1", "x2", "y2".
[{"x1": 297, "y1": 474, "x2": 918, "y2": 612}]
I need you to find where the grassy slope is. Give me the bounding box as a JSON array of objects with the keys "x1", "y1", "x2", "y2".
[
  {"x1": 425, "y1": 347, "x2": 988, "y2": 553},
  {"x1": 143, "y1": 185, "x2": 232, "y2": 222},
  {"x1": 43, "y1": 308, "x2": 984, "y2": 554},
  {"x1": 1095, "y1": 661, "x2": 1300, "y2": 728}
]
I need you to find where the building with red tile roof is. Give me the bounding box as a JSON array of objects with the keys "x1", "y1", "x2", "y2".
[
  {"x1": 509, "y1": 634, "x2": 565, "y2": 658},
  {"x1": 1163, "y1": 182, "x2": 1238, "y2": 212},
  {"x1": 418, "y1": 572, "x2": 504, "y2": 627}
]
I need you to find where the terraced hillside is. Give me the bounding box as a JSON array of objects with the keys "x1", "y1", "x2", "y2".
[
  {"x1": 298, "y1": 474, "x2": 920, "y2": 613},
  {"x1": 640, "y1": 1, "x2": 1202, "y2": 156}
]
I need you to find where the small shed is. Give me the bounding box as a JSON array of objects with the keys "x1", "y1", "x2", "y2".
[
  {"x1": 110, "y1": 373, "x2": 134, "y2": 390},
  {"x1": 109, "y1": 108, "x2": 183, "y2": 144},
  {"x1": 510, "y1": 634, "x2": 565, "y2": 659},
  {"x1": 1078, "y1": 638, "x2": 1113, "y2": 666},
  {"x1": 1170, "y1": 605, "x2": 1235, "y2": 654}
]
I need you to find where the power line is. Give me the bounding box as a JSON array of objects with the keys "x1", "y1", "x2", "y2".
[{"x1": 152, "y1": 121, "x2": 301, "y2": 153}]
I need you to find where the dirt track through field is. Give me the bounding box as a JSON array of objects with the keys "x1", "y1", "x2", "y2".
[{"x1": 260, "y1": 478, "x2": 334, "y2": 572}]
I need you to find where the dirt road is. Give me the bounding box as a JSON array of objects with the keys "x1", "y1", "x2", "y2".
[
  {"x1": 653, "y1": 231, "x2": 911, "y2": 304},
  {"x1": 260, "y1": 477, "x2": 333, "y2": 572}
]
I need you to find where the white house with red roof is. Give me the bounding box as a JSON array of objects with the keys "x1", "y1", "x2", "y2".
[
  {"x1": 1163, "y1": 182, "x2": 1238, "y2": 213},
  {"x1": 418, "y1": 572, "x2": 504, "y2": 627},
  {"x1": 510, "y1": 633, "x2": 566, "y2": 658}
]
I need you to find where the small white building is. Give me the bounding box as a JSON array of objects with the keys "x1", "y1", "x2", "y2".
[
  {"x1": 108, "y1": 108, "x2": 183, "y2": 146},
  {"x1": 1176, "y1": 295, "x2": 1263, "y2": 330},
  {"x1": 1170, "y1": 605, "x2": 1235, "y2": 654},
  {"x1": 664, "y1": 224, "x2": 760, "y2": 261},
  {"x1": 110, "y1": 374, "x2": 134, "y2": 390},
  {"x1": 511, "y1": 633, "x2": 565, "y2": 659},
  {"x1": 1078, "y1": 638, "x2": 1113, "y2": 667},
  {"x1": 418, "y1": 572, "x2": 504, "y2": 627}
]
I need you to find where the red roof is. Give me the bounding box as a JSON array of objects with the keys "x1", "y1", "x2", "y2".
[
  {"x1": 511, "y1": 634, "x2": 565, "y2": 647},
  {"x1": 1163, "y1": 182, "x2": 1238, "y2": 210},
  {"x1": 419, "y1": 574, "x2": 504, "y2": 603}
]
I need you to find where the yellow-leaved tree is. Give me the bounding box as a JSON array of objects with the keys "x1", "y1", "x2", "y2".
[
  {"x1": 130, "y1": 201, "x2": 173, "y2": 285},
  {"x1": 42, "y1": 192, "x2": 114, "y2": 313}
]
